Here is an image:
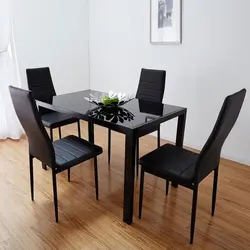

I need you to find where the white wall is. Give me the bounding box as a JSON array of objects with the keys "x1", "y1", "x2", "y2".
[
  {"x1": 89, "y1": 0, "x2": 250, "y2": 164},
  {"x1": 11, "y1": 0, "x2": 89, "y2": 94}
]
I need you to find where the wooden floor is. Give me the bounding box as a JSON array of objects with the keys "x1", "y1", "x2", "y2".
[{"x1": 0, "y1": 121, "x2": 250, "y2": 250}]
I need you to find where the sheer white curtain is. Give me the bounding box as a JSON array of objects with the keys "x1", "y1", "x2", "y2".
[{"x1": 0, "y1": 0, "x2": 23, "y2": 139}]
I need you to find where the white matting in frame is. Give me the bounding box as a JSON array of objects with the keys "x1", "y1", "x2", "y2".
[{"x1": 150, "y1": 0, "x2": 182, "y2": 44}]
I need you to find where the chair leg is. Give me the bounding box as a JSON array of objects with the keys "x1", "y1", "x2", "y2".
[
  {"x1": 42, "y1": 128, "x2": 48, "y2": 170},
  {"x1": 50, "y1": 127, "x2": 54, "y2": 142},
  {"x1": 42, "y1": 127, "x2": 53, "y2": 171},
  {"x1": 68, "y1": 168, "x2": 70, "y2": 182},
  {"x1": 108, "y1": 128, "x2": 111, "y2": 165},
  {"x1": 157, "y1": 126, "x2": 160, "y2": 148},
  {"x1": 29, "y1": 154, "x2": 34, "y2": 201},
  {"x1": 190, "y1": 187, "x2": 198, "y2": 244},
  {"x1": 166, "y1": 180, "x2": 169, "y2": 195},
  {"x1": 136, "y1": 137, "x2": 139, "y2": 177},
  {"x1": 212, "y1": 167, "x2": 219, "y2": 216},
  {"x1": 58, "y1": 127, "x2": 62, "y2": 139},
  {"x1": 77, "y1": 120, "x2": 81, "y2": 138},
  {"x1": 138, "y1": 169, "x2": 145, "y2": 219},
  {"x1": 42, "y1": 163, "x2": 47, "y2": 170},
  {"x1": 94, "y1": 156, "x2": 99, "y2": 200},
  {"x1": 52, "y1": 170, "x2": 59, "y2": 223}
]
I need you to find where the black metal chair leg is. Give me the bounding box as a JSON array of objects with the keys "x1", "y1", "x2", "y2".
[
  {"x1": 58, "y1": 127, "x2": 62, "y2": 139},
  {"x1": 138, "y1": 169, "x2": 145, "y2": 219},
  {"x1": 190, "y1": 188, "x2": 198, "y2": 244},
  {"x1": 50, "y1": 127, "x2": 53, "y2": 142},
  {"x1": 172, "y1": 182, "x2": 178, "y2": 188},
  {"x1": 157, "y1": 126, "x2": 160, "y2": 148},
  {"x1": 212, "y1": 167, "x2": 219, "y2": 216},
  {"x1": 108, "y1": 128, "x2": 111, "y2": 165},
  {"x1": 68, "y1": 168, "x2": 70, "y2": 182},
  {"x1": 42, "y1": 128, "x2": 48, "y2": 170},
  {"x1": 29, "y1": 154, "x2": 34, "y2": 201},
  {"x1": 94, "y1": 156, "x2": 99, "y2": 200},
  {"x1": 52, "y1": 170, "x2": 58, "y2": 222},
  {"x1": 42, "y1": 163, "x2": 47, "y2": 170},
  {"x1": 136, "y1": 137, "x2": 139, "y2": 177},
  {"x1": 77, "y1": 120, "x2": 81, "y2": 138},
  {"x1": 42, "y1": 128, "x2": 53, "y2": 170},
  {"x1": 166, "y1": 180, "x2": 169, "y2": 195}
]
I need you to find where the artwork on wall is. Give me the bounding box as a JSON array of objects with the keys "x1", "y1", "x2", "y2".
[{"x1": 150, "y1": 0, "x2": 182, "y2": 44}]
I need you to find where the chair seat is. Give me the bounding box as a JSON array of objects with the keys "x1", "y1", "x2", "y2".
[
  {"x1": 53, "y1": 135, "x2": 103, "y2": 169},
  {"x1": 139, "y1": 144, "x2": 199, "y2": 186},
  {"x1": 42, "y1": 112, "x2": 78, "y2": 128}
]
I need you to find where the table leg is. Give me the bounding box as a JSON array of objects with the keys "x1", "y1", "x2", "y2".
[
  {"x1": 176, "y1": 111, "x2": 186, "y2": 148},
  {"x1": 173, "y1": 111, "x2": 187, "y2": 188},
  {"x1": 123, "y1": 130, "x2": 136, "y2": 224},
  {"x1": 88, "y1": 120, "x2": 94, "y2": 143}
]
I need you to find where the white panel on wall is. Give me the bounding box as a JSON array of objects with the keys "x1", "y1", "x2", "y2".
[
  {"x1": 11, "y1": 0, "x2": 90, "y2": 94},
  {"x1": 89, "y1": 0, "x2": 250, "y2": 164}
]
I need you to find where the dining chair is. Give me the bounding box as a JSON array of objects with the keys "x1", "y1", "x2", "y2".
[
  {"x1": 108, "y1": 68, "x2": 166, "y2": 176},
  {"x1": 9, "y1": 86, "x2": 103, "y2": 222},
  {"x1": 138, "y1": 89, "x2": 246, "y2": 244},
  {"x1": 26, "y1": 67, "x2": 81, "y2": 142}
]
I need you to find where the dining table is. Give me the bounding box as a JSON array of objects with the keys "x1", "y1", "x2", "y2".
[{"x1": 36, "y1": 89, "x2": 187, "y2": 225}]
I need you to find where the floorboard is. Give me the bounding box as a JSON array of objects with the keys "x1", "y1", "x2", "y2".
[{"x1": 0, "y1": 121, "x2": 249, "y2": 250}]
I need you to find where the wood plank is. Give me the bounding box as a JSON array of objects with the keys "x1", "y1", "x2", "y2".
[{"x1": 0, "y1": 121, "x2": 249, "y2": 250}]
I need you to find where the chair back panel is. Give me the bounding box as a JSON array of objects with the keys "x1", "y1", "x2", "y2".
[
  {"x1": 136, "y1": 68, "x2": 166, "y2": 103},
  {"x1": 196, "y1": 89, "x2": 246, "y2": 182},
  {"x1": 26, "y1": 67, "x2": 56, "y2": 115},
  {"x1": 9, "y1": 86, "x2": 55, "y2": 166}
]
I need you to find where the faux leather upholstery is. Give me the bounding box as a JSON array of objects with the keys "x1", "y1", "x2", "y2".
[
  {"x1": 53, "y1": 135, "x2": 103, "y2": 169},
  {"x1": 9, "y1": 86, "x2": 55, "y2": 166},
  {"x1": 26, "y1": 67, "x2": 78, "y2": 128},
  {"x1": 26, "y1": 67, "x2": 56, "y2": 115},
  {"x1": 9, "y1": 86, "x2": 103, "y2": 170},
  {"x1": 195, "y1": 88, "x2": 246, "y2": 182},
  {"x1": 136, "y1": 69, "x2": 166, "y2": 138},
  {"x1": 139, "y1": 144, "x2": 199, "y2": 186},
  {"x1": 108, "y1": 68, "x2": 166, "y2": 165},
  {"x1": 42, "y1": 112, "x2": 78, "y2": 128},
  {"x1": 140, "y1": 89, "x2": 246, "y2": 187},
  {"x1": 136, "y1": 68, "x2": 166, "y2": 103}
]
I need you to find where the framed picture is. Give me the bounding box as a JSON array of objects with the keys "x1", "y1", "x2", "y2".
[{"x1": 150, "y1": 0, "x2": 182, "y2": 44}]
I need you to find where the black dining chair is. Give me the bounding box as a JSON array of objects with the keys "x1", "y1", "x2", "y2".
[
  {"x1": 26, "y1": 67, "x2": 81, "y2": 142},
  {"x1": 108, "y1": 68, "x2": 166, "y2": 175},
  {"x1": 138, "y1": 89, "x2": 246, "y2": 244},
  {"x1": 9, "y1": 86, "x2": 103, "y2": 222}
]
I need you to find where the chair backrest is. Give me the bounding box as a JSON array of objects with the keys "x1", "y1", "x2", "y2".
[
  {"x1": 136, "y1": 68, "x2": 166, "y2": 103},
  {"x1": 26, "y1": 67, "x2": 56, "y2": 115},
  {"x1": 195, "y1": 89, "x2": 246, "y2": 183},
  {"x1": 9, "y1": 86, "x2": 55, "y2": 167},
  {"x1": 138, "y1": 99, "x2": 164, "y2": 116}
]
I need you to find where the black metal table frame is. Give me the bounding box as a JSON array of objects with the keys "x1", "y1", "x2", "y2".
[{"x1": 37, "y1": 99, "x2": 187, "y2": 225}]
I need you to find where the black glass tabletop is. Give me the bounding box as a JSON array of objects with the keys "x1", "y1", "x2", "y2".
[{"x1": 37, "y1": 90, "x2": 186, "y2": 131}]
